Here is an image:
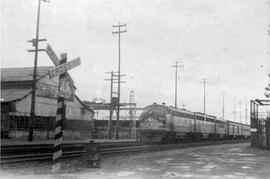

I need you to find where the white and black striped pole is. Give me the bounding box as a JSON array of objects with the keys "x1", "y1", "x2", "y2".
[{"x1": 52, "y1": 53, "x2": 67, "y2": 173}]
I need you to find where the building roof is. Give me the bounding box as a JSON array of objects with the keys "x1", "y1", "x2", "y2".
[
  {"x1": 1, "y1": 88, "x2": 32, "y2": 102},
  {"x1": 1, "y1": 66, "x2": 76, "y2": 102},
  {"x1": 75, "y1": 96, "x2": 94, "y2": 113},
  {"x1": 1, "y1": 66, "x2": 53, "y2": 82}
]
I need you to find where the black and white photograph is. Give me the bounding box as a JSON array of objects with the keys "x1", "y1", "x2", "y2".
[{"x1": 1, "y1": 0, "x2": 270, "y2": 178}]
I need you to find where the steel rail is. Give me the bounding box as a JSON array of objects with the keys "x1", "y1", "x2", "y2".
[{"x1": 0, "y1": 140, "x2": 249, "y2": 164}]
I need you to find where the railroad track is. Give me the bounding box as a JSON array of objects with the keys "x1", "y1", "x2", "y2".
[{"x1": 0, "y1": 139, "x2": 249, "y2": 164}]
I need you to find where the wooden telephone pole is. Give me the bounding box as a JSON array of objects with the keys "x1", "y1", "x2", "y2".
[
  {"x1": 112, "y1": 23, "x2": 127, "y2": 139},
  {"x1": 171, "y1": 61, "x2": 183, "y2": 108},
  {"x1": 27, "y1": 0, "x2": 49, "y2": 141},
  {"x1": 105, "y1": 71, "x2": 125, "y2": 139}
]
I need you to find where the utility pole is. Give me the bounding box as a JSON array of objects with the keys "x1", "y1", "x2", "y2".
[
  {"x1": 202, "y1": 77, "x2": 207, "y2": 118},
  {"x1": 245, "y1": 100, "x2": 248, "y2": 124},
  {"x1": 105, "y1": 71, "x2": 115, "y2": 139},
  {"x1": 112, "y1": 23, "x2": 127, "y2": 139},
  {"x1": 222, "y1": 91, "x2": 226, "y2": 121},
  {"x1": 171, "y1": 61, "x2": 183, "y2": 108},
  {"x1": 233, "y1": 97, "x2": 236, "y2": 122},
  {"x1": 27, "y1": 0, "x2": 48, "y2": 141},
  {"x1": 129, "y1": 90, "x2": 136, "y2": 139},
  {"x1": 267, "y1": 0, "x2": 270, "y2": 55},
  {"x1": 239, "y1": 101, "x2": 242, "y2": 124}
]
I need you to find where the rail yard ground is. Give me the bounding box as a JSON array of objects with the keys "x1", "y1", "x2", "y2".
[{"x1": 1, "y1": 142, "x2": 269, "y2": 179}]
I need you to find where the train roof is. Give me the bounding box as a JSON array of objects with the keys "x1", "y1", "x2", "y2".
[
  {"x1": 143, "y1": 104, "x2": 195, "y2": 114},
  {"x1": 194, "y1": 112, "x2": 217, "y2": 119},
  {"x1": 226, "y1": 120, "x2": 250, "y2": 127},
  {"x1": 167, "y1": 106, "x2": 194, "y2": 114}
]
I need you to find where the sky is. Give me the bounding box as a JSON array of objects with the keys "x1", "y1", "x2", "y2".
[{"x1": 1, "y1": 0, "x2": 270, "y2": 124}]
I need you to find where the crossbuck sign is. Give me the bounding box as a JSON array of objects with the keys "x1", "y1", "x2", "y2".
[
  {"x1": 48, "y1": 57, "x2": 81, "y2": 79},
  {"x1": 46, "y1": 44, "x2": 60, "y2": 65}
]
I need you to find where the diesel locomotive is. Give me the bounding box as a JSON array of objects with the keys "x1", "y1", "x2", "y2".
[{"x1": 138, "y1": 104, "x2": 250, "y2": 143}]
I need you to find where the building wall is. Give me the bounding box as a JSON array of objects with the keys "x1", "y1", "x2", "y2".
[
  {"x1": 14, "y1": 74, "x2": 93, "y2": 121},
  {"x1": 14, "y1": 94, "x2": 93, "y2": 121}
]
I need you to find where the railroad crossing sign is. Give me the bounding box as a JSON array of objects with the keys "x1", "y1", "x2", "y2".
[
  {"x1": 44, "y1": 43, "x2": 81, "y2": 173},
  {"x1": 46, "y1": 44, "x2": 60, "y2": 65},
  {"x1": 48, "y1": 57, "x2": 81, "y2": 79},
  {"x1": 45, "y1": 44, "x2": 74, "y2": 84},
  {"x1": 45, "y1": 44, "x2": 78, "y2": 100}
]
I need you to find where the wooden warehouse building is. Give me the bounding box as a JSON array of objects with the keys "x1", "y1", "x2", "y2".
[{"x1": 1, "y1": 66, "x2": 94, "y2": 139}]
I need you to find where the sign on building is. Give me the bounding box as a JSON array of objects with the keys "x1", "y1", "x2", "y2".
[{"x1": 37, "y1": 81, "x2": 74, "y2": 100}]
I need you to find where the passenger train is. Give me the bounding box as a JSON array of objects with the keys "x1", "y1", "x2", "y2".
[{"x1": 138, "y1": 104, "x2": 250, "y2": 143}]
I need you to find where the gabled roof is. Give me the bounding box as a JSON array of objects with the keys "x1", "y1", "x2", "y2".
[{"x1": 1, "y1": 66, "x2": 53, "y2": 82}]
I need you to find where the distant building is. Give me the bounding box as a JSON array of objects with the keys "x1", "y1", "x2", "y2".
[
  {"x1": 83, "y1": 101, "x2": 143, "y2": 121},
  {"x1": 84, "y1": 101, "x2": 144, "y2": 139},
  {"x1": 1, "y1": 66, "x2": 94, "y2": 139}
]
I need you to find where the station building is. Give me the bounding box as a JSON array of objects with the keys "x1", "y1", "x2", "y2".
[{"x1": 1, "y1": 66, "x2": 94, "y2": 139}]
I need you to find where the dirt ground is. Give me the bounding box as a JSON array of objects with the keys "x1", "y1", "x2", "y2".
[{"x1": 1, "y1": 142, "x2": 269, "y2": 179}]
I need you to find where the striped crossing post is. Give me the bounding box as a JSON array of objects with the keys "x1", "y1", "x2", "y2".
[{"x1": 52, "y1": 53, "x2": 67, "y2": 173}]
